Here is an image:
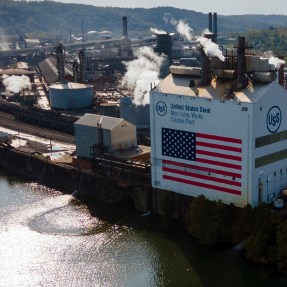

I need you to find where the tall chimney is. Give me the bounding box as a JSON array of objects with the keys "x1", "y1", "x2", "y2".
[
  {"x1": 82, "y1": 19, "x2": 85, "y2": 42},
  {"x1": 200, "y1": 49, "x2": 211, "y2": 86},
  {"x1": 56, "y1": 43, "x2": 65, "y2": 83},
  {"x1": 278, "y1": 55, "x2": 285, "y2": 87},
  {"x1": 72, "y1": 60, "x2": 79, "y2": 83},
  {"x1": 213, "y1": 13, "x2": 217, "y2": 43},
  {"x1": 237, "y1": 36, "x2": 247, "y2": 88},
  {"x1": 79, "y1": 49, "x2": 87, "y2": 83},
  {"x1": 208, "y1": 12, "x2": 213, "y2": 32},
  {"x1": 123, "y1": 16, "x2": 128, "y2": 37}
]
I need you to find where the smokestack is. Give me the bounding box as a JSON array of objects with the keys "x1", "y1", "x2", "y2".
[
  {"x1": 79, "y1": 49, "x2": 87, "y2": 83},
  {"x1": 56, "y1": 43, "x2": 65, "y2": 83},
  {"x1": 237, "y1": 36, "x2": 247, "y2": 88},
  {"x1": 123, "y1": 16, "x2": 128, "y2": 37},
  {"x1": 82, "y1": 19, "x2": 84, "y2": 42},
  {"x1": 200, "y1": 49, "x2": 211, "y2": 86},
  {"x1": 72, "y1": 60, "x2": 79, "y2": 83},
  {"x1": 278, "y1": 55, "x2": 285, "y2": 87},
  {"x1": 213, "y1": 13, "x2": 217, "y2": 43},
  {"x1": 208, "y1": 12, "x2": 213, "y2": 33}
]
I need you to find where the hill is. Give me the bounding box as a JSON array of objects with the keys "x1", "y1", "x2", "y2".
[{"x1": 2, "y1": 0, "x2": 287, "y2": 41}]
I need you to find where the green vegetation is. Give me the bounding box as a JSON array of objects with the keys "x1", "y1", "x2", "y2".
[
  {"x1": 2, "y1": 0, "x2": 287, "y2": 43},
  {"x1": 227, "y1": 26, "x2": 287, "y2": 58},
  {"x1": 184, "y1": 196, "x2": 287, "y2": 273}
]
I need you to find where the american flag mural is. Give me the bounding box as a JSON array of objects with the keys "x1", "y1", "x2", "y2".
[{"x1": 161, "y1": 127, "x2": 242, "y2": 196}]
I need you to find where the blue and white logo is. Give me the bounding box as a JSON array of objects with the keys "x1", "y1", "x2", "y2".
[
  {"x1": 266, "y1": 106, "x2": 282, "y2": 133},
  {"x1": 156, "y1": 101, "x2": 167, "y2": 116}
]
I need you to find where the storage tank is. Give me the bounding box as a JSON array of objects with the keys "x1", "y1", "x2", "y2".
[
  {"x1": 49, "y1": 82, "x2": 93, "y2": 110},
  {"x1": 119, "y1": 96, "x2": 150, "y2": 129}
]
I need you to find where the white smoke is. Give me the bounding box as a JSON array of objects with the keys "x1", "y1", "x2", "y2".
[
  {"x1": 121, "y1": 46, "x2": 165, "y2": 106},
  {"x1": 71, "y1": 34, "x2": 82, "y2": 41},
  {"x1": 0, "y1": 29, "x2": 10, "y2": 51},
  {"x1": 163, "y1": 12, "x2": 172, "y2": 25},
  {"x1": 197, "y1": 36, "x2": 225, "y2": 62},
  {"x1": 202, "y1": 28, "x2": 212, "y2": 35},
  {"x1": 269, "y1": 56, "x2": 285, "y2": 69},
  {"x1": 150, "y1": 28, "x2": 167, "y2": 35},
  {"x1": 174, "y1": 20, "x2": 194, "y2": 41},
  {"x1": 2, "y1": 74, "x2": 31, "y2": 93}
]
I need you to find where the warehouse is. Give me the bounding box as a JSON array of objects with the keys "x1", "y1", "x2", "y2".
[
  {"x1": 74, "y1": 113, "x2": 137, "y2": 159},
  {"x1": 150, "y1": 37, "x2": 287, "y2": 207}
]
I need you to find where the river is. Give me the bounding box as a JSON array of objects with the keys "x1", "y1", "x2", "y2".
[{"x1": 0, "y1": 170, "x2": 286, "y2": 287}]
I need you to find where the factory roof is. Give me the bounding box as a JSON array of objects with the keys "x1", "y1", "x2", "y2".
[
  {"x1": 38, "y1": 57, "x2": 73, "y2": 85},
  {"x1": 75, "y1": 113, "x2": 125, "y2": 130},
  {"x1": 153, "y1": 73, "x2": 280, "y2": 104},
  {"x1": 49, "y1": 82, "x2": 93, "y2": 90},
  {"x1": 0, "y1": 69, "x2": 35, "y2": 76}
]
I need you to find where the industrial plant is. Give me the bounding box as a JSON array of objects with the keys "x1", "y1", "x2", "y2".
[{"x1": 0, "y1": 12, "x2": 286, "y2": 209}]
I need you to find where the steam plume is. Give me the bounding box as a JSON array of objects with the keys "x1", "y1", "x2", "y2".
[
  {"x1": 197, "y1": 36, "x2": 225, "y2": 61},
  {"x1": 0, "y1": 29, "x2": 10, "y2": 51},
  {"x1": 175, "y1": 20, "x2": 194, "y2": 41},
  {"x1": 2, "y1": 75, "x2": 31, "y2": 93},
  {"x1": 121, "y1": 46, "x2": 165, "y2": 106},
  {"x1": 269, "y1": 56, "x2": 285, "y2": 69},
  {"x1": 163, "y1": 13, "x2": 172, "y2": 25},
  {"x1": 150, "y1": 28, "x2": 167, "y2": 35}
]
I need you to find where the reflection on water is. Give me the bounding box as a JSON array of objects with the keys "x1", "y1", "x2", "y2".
[{"x1": 0, "y1": 170, "x2": 286, "y2": 287}]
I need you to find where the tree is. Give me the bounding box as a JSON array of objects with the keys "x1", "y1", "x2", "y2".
[{"x1": 184, "y1": 195, "x2": 232, "y2": 245}]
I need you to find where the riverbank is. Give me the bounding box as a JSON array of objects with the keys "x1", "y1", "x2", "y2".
[
  {"x1": 2, "y1": 144, "x2": 287, "y2": 274},
  {"x1": 0, "y1": 144, "x2": 193, "y2": 218}
]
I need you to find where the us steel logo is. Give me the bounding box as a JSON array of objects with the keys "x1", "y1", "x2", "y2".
[
  {"x1": 156, "y1": 101, "x2": 167, "y2": 116},
  {"x1": 266, "y1": 106, "x2": 282, "y2": 133}
]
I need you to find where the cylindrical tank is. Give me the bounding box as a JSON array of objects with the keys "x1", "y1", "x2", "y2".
[
  {"x1": 119, "y1": 96, "x2": 150, "y2": 129},
  {"x1": 49, "y1": 82, "x2": 93, "y2": 110}
]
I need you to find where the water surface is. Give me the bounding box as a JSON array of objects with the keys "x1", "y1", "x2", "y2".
[{"x1": 0, "y1": 171, "x2": 286, "y2": 287}]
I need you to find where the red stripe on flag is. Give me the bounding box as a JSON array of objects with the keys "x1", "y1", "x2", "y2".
[
  {"x1": 196, "y1": 157, "x2": 242, "y2": 170},
  {"x1": 163, "y1": 174, "x2": 242, "y2": 196},
  {"x1": 196, "y1": 149, "x2": 242, "y2": 161},
  {"x1": 163, "y1": 159, "x2": 241, "y2": 178},
  {"x1": 163, "y1": 167, "x2": 242, "y2": 187},
  {"x1": 196, "y1": 141, "x2": 242, "y2": 153},
  {"x1": 196, "y1": 133, "x2": 242, "y2": 144}
]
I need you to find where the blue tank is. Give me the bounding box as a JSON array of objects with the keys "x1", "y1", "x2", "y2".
[
  {"x1": 119, "y1": 96, "x2": 150, "y2": 129},
  {"x1": 49, "y1": 82, "x2": 93, "y2": 110}
]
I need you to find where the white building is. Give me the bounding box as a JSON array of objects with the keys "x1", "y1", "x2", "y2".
[
  {"x1": 150, "y1": 41, "x2": 287, "y2": 207},
  {"x1": 74, "y1": 114, "x2": 137, "y2": 159}
]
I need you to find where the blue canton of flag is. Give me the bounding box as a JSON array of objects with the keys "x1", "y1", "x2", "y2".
[{"x1": 162, "y1": 128, "x2": 196, "y2": 161}]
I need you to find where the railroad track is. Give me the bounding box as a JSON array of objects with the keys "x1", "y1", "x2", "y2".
[{"x1": 0, "y1": 111, "x2": 75, "y2": 144}]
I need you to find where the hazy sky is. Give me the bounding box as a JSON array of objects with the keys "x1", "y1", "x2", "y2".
[{"x1": 55, "y1": 0, "x2": 287, "y2": 15}]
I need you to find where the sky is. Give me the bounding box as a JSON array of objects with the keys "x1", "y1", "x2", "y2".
[{"x1": 55, "y1": 0, "x2": 287, "y2": 15}]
